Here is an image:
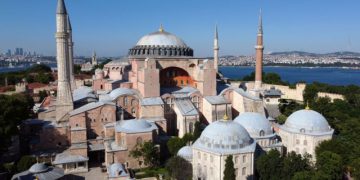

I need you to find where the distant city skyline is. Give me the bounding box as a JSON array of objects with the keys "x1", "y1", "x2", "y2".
[{"x1": 0, "y1": 0, "x2": 359, "y2": 57}]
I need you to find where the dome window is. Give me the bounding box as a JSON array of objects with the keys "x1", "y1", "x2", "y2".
[{"x1": 259, "y1": 130, "x2": 265, "y2": 136}]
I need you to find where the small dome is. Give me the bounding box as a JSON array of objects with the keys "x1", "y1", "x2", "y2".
[
  {"x1": 177, "y1": 146, "x2": 193, "y2": 161},
  {"x1": 109, "y1": 163, "x2": 127, "y2": 177},
  {"x1": 136, "y1": 30, "x2": 187, "y2": 47},
  {"x1": 283, "y1": 109, "x2": 333, "y2": 134},
  {"x1": 29, "y1": 163, "x2": 49, "y2": 173},
  {"x1": 193, "y1": 119, "x2": 255, "y2": 155},
  {"x1": 234, "y1": 112, "x2": 273, "y2": 138},
  {"x1": 115, "y1": 119, "x2": 157, "y2": 133}
]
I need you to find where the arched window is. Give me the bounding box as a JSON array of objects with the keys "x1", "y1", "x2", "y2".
[
  {"x1": 259, "y1": 130, "x2": 265, "y2": 136},
  {"x1": 300, "y1": 128, "x2": 305, "y2": 133},
  {"x1": 136, "y1": 137, "x2": 143, "y2": 144},
  {"x1": 243, "y1": 155, "x2": 246, "y2": 163},
  {"x1": 131, "y1": 108, "x2": 136, "y2": 117},
  {"x1": 242, "y1": 167, "x2": 246, "y2": 175},
  {"x1": 303, "y1": 140, "x2": 307, "y2": 145},
  {"x1": 189, "y1": 122, "x2": 194, "y2": 133},
  {"x1": 124, "y1": 97, "x2": 128, "y2": 106}
]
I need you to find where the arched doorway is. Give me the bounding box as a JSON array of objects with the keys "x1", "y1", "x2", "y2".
[{"x1": 160, "y1": 67, "x2": 194, "y2": 87}]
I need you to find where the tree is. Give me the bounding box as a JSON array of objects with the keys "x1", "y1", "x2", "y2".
[
  {"x1": 38, "y1": 90, "x2": 48, "y2": 103},
  {"x1": 256, "y1": 150, "x2": 283, "y2": 180},
  {"x1": 223, "y1": 155, "x2": 236, "y2": 180},
  {"x1": 350, "y1": 158, "x2": 360, "y2": 180},
  {"x1": 192, "y1": 121, "x2": 203, "y2": 141},
  {"x1": 17, "y1": 155, "x2": 36, "y2": 172},
  {"x1": 316, "y1": 151, "x2": 343, "y2": 180},
  {"x1": 165, "y1": 156, "x2": 192, "y2": 180},
  {"x1": 292, "y1": 171, "x2": 314, "y2": 180},
  {"x1": 130, "y1": 141, "x2": 160, "y2": 168},
  {"x1": 303, "y1": 84, "x2": 318, "y2": 103},
  {"x1": 167, "y1": 137, "x2": 186, "y2": 156},
  {"x1": 0, "y1": 94, "x2": 34, "y2": 153},
  {"x1": 282, "y1": 152, "x2": 312, "y2": 179}
]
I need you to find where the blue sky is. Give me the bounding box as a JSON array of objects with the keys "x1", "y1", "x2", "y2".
[{"x1": 0, "y1": 0, "x2": 359, "y2": 57}]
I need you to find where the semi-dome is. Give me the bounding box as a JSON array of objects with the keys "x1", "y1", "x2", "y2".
[
  {"x1": 282, "y1": 109, "x2": 333, "y2": 134},
  {"x1": 177, "y1": 146, "x2": 193, "y2": 161},
  {"x1": 129, "y1": 25, "x2": 194, "y2": 57},
  {"x1": 115, "y1": 119, "x2": 158, "y2": 133},
  {"x1": 234, "y1": 112, "x2": 273, "y2": 138},
  {"x1": 192, "y1": 119, "x2": 256, "y2": 155},
  {"x1": 29, "y1": 163, "x2": 49, "y2": 173}
]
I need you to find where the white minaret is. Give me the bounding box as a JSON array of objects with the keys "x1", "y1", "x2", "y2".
[
  {"x1": 92, "y1": 51, "x2": 97, "y2": 65},
  {"x1": 214, "y1": 25, "x2": 219, "y2": 72},
  {"x1": 56, "y1": 0, "x2": 73, "y2": 122},
  {"x1": 67, "y1": 15, "x2": 76, "y2": 90}
]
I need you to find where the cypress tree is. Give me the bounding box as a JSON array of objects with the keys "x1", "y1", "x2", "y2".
[{"x1": 224, "y1": 155, "x2": 236, "y2": 180}]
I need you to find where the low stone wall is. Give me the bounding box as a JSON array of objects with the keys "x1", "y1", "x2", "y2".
[{"x1": 317, "y1": 92, "x2": 345, "y2": 102}]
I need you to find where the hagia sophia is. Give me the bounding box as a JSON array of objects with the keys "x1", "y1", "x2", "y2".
[{"x1": 16, "y1": 0, "x2": 334, "y2": 179}]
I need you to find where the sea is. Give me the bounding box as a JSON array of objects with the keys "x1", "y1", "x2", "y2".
[
  {"x1": 219, "y1": 66, "x2": 360, "y2": 86},
  {"x1": 0, "y1": 65, "x2": 359, "y2": 86}
]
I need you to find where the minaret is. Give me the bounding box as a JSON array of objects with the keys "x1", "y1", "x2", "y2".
[
  {"x1": 67, "y1": 15, "x2": 76, "y2": 90},
  {"x1": 56, "y1": 0, "x2": 73, "y2": 121},
  {"x1": 254, "y1": 9, "x2": 264, "y2": 90},
  {"x1": 214, "y1": 25, "x2": 219, "y2": 71},
  {"x1": 92, "y1": 51, "x2": 97, "y2": 65}
]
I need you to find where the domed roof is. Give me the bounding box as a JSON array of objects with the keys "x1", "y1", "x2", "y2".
[
  {"x1": 177, "y1": 146, "x2": 193, "y2": 161},
  {"x1": 193, "y1": 119, "x2": 256, "y2": 155},
  {"x1": 29, "y1": 163, "x2": 48, "y2": 173},
  {"x1": 282, "y1": 109, "x2": 333, "y2": 135},
  {"x1": 115, "y1": 119, "x2": 158, "y2": 133},
  {"x1": 108, "y1": 163, "x2": 127, "y2": 177},
  {"x1": 136, "y1": 26, "x2": 187, "y2": 47},
  {"x1": 234, "y1": 112, "x2": 273, "y2": 138}
]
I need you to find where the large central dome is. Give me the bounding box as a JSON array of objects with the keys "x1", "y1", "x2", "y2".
[
  {"x1": 136, "y1": 30, "x2": 187, "y2": 47},
  {"x1": 129, "y1": 25, "x2": 194, "y2": 57}
]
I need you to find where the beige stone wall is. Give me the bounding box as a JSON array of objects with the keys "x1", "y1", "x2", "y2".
[
  {"x1": 70, "y1": 148, "x2": 88, "y2": 157},
  {"x1": 140, "y1": 105, "x2": 164, "y2": 118},
  {"x1": 70, "y1": 130, "x2": 87, "y2": 143},
  {"x1": 278, "y1": 129, "x2": 332, "y2": 161},
  {"x1": 235, "y1": 82, "x2": 306, "y2": 102},
  {"x1": 112, "y1": 131, "x2": 155, "y2": 169},
  {"x1": 317, "y1": 92, "x2": 344, "y2": 102},
  {"x1": 192, "y1": 149, "x2": 254, "y2": 180},
  {"x1": 202, "y1": 99, "x2": 232, "y2": 123}
]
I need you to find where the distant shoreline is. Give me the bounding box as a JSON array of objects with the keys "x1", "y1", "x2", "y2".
[{"x1": 219, "y1": 65, "x2": 360, "y2": 70}]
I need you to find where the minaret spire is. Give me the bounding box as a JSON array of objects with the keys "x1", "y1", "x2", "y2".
[
  {"x1": 254, "y1": 9, "x2": 264, "y2": 90},
  {"x1": 67, "y1": 15, "x2": 76, "y2": 90},
  {"x1": 214, "y1": 24, "x2": 219, "y2": 71},
  {"x1": 56, "y1": 0, "x2": 73, "y2": 121},
  {"x1": 258, "y1": 8, "x2": 263, "y2": 35}
]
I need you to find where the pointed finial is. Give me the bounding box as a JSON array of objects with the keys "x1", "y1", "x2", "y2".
[
  {"x1": 159, "y1": 24, "x2": 164, "y2": 32},
  {"x1": 258, "y1": 8, "x2": 263, "y2": 34},
  {"x1": 57, "y1": 0, "x2": 67, "y2": 14},
  {"x1": 305, "y1": 101, "x2": 310, "y2": 110},
  {"x1": 215, "y1": 24, "x2": 218, "y2": 39},
  {"x1": 223, "y1": 113, "x2": 229, "y2": 121},
  {"x1": 67, "y1": 15, "x2": 72, "y2": 31}
]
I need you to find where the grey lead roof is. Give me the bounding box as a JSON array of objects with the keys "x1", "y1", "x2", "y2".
[
  {"x1": 141, "y1": 97, "x2": 164, "y2": 106},
  {"x1": 174, "y1": 99, "x2": 199, "y2": 116},
  {"x1": 53, "y1": 152, "x2": 88, "y2": 164},
  {"x1": 263, "y1": 87, "x2": 283, "y2": 96},
  {"x1": 56, "y1": 0, "x2": 67, "y2": 14},
  {"x1": 69, "y1": 101, "x2": 115, "y2": 116},
  {"x1": 204, "y1": 96, "x2": 230, "y2": 105}
]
